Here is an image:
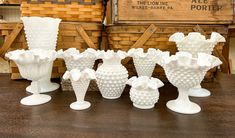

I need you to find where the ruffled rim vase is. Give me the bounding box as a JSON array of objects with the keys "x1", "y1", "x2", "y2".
[
  {"x1": 169, "y1": 32, "x2": 225, "y2": 97},
  {"x1": 58, "y1": 48, "x2": 97, "y2": 71},
  {"x1": 157, "y1": 51, "x2": 222, "y2": 114},
  {"x1": 5, "y1": 49, "x2": 58, "y2": 106},
  {"x1": 126, "y1": 76, "x2": 164, "y2": 109},
  {"x1": 96, "y1": 50, "x2": 128, "y2": 99},
  {"x1": 128, "y1": 48, "x2": 160, "y2": 77},
  {"x1": 63, "y1": 68, "x2": 96, "y2": 110}
]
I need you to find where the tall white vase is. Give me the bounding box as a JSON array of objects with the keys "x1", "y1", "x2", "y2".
[
  {"x1": 157, "y1": 51, "x2": 222, "y2": 114},
  {"x1": 21, "y1": 16, "x2": 61, "y2": 93},
  {"x1": 5, "y1": 49, "x2": 58, "y2": 106},
  {"x1": 128, "y1": 48, "x2": 160, "y2": 77},
  {"x1": 96, "y1": 50, "x2": 128, "y2": 99},
  {"x1": 63, "y1": 68, "x2": 96, "y2": 110},
  {"x1": 126, "y1": 76, "x2": 164, "y2": 109},
  {"x1": 169, "y1": 32, "x2": 225, "y2": 97}
]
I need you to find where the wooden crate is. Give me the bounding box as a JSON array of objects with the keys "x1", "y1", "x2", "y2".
[
  {"x1": 106, "y1": 24, "x2": 229, "y2": 81},
  {"x1": 0, "y1": 22, "x2": 102, "y2": 79},
  {"x1": 21, "y1": 0, "x2": 104, "y2": 22},
  {"x1": 107, "y1": 0, "x2": 233, "y2": 25}
]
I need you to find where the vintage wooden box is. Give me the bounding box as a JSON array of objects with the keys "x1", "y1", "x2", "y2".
[
  {"x1": 0, "y1": 22, "x2": 102, "y2": 79},
  {"x1": 106, "y1": 24, "x2": 229, "y2": 81},
  {"x1": 106, "y1": 0, "x2": 233, "y2": 25},
  {"x1": 21, "y1": 0, "x2": 104, "y2": 22}
]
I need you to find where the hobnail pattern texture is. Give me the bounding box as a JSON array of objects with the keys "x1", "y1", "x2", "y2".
[
  {"x1": 165, "y1": 65, "x2": 205, "y2": 89},
  {"x1": 133, "y1": 57, "x2": 156, "y2": 77},
  {"x1": 130, "y1": 88, "x2": 159, "y2": 107},
  {"x1": 96, "y1": 65, "x2": 128, "y2": 98},
  {"x1": 177, "y1": 46, "x2": 213, "y2": 58},
  {"x1": 64, "y1": 57, "x2": 96, "y2": 71}
]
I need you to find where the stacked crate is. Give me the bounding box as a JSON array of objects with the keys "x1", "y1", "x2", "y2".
[{"x1": 105, "y1": 0, "x2": 233, "y2": 81}]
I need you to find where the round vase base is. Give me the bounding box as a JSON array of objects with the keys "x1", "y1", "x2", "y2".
[
  {"x1": 70, "y1": 101, "x2": 91, "y2": 110},
  {"x1": 166, "y1": 100, "x2": 201, "y2": 114},
  {"x1": 20, "y1": 94, "x2": 51, "y2": 106},
  {"x1": 133, "y1": 103, "x2": 154, "y2": 109},
  {"x1": 102, "y1": 95, "x2": 121, "y2": 100},
  {"x1": 26, "y1": 82, "x2": 60, "y2": 94},
  {"x1": 189, "y1": 88, "x2": 211, "y2": 97}
]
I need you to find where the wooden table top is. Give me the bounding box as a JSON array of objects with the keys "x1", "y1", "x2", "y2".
[{"x1": 0, "y1": 73, "x2": 234, "y2": 138}]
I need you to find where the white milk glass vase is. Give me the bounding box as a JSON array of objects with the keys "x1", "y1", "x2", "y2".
[
  {"x1": 169, "y1": 32, "x2": 225, "y2": 97},
  {"x1": 5, "y1": 49, "x2": 58, "y2": 106},
  {"x1": 157, "y1": 51, "x2": 222, "y2": 114},
  {"x1": 128, "y1": 48, "x2": 160, "y2": 77},
  {"x1": 126, "y1": 76, "x2": 164, "y2": 109},
  {"x1": 63, "y1": 68, "x2": 96, "y2": 110},
  {"x1": 96, "y1": 50, "x2": 128, "y2": 99},
  {"x1": 21, "y1": 16, "x2": 61, "y2": 93}
]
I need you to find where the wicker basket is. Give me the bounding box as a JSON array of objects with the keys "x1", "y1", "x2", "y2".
[
  {"x1": 0, "y1": 22, "x2": 102, "y2": 79},
  {"x1": 106, "y1": 24, "x2": 229, "y2": 81},
  {"x1": 21, "y1": 0, "x2": 104, "y2": 22}
]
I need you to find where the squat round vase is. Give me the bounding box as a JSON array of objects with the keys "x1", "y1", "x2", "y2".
[
  {"x1": 157, "y1": 51, "x2": 222, "y2": 114},
  {"x1": 5, "y1": 49, "x2": 58, "y2": 106},
  {"x1": 58, "y1": 48, "x2": 97, "y2": 71},
  {"x1": 96, "y1": 50, "x2": 128, "y2": 99},
  {"x1": 63, "y1": 68, "x2": 96, "y2": 110},
  {"x1": 21, "y1": 16, "x2": 61, "y2": 93},
  {"x1": 128, "y1": 48, "x2": 160, "y2": 77},
  {"x1": 126, "y1": 76, "x2": 164, "y2": 109},
  {"x1": 169, "y1": 32, "x2": 225, "y2": 97}
]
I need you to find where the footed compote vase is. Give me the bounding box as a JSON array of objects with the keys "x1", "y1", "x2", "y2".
[
  {"x1": 58, "y1": 48, "x2": 97, "y2": 71},
  {"x1": 128, "y1": 48, "x2": 160, "y2": 77},
  {"x1": 96, "y1": 50, "x2": 128, "y2": 99},
  {"x1": 63, "y1": 68, "x2": 96, "y2": 110},
  {"x1": 169, "y1": 32, "x2": 225, "y2": 97},
  {"x1": 126, "y1": 76, "x2": 164, "y2": 109},
  {"x1": 5, "y1": 49, "x2": 58, "y2": 105},
  {"x1": 21, "y1": 16, "x2": 61, "y2": 93},
  {"x1": 157, "y1": 51, "x2": 222, "y2": 114}
]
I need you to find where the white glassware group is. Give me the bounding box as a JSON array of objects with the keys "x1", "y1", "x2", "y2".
[
  {"x1": 127, "y1": 76, "x2": 164, "y2": 109},
  {"x1": 169, "y1": 32, "x2": 225, "y2": 97},
  {"x1": 63, "y1": 68, "x2": 96, "y2": 110},
  {"x1": 6, "y1": 49, "x2": 58, "y2": 105}
]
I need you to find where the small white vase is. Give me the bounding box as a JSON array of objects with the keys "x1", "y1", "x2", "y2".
[
  {"x1": 127, "y1": 76, "x2": 164, "y2": 109},
  {"x1": 63, "y1": 68, "x2": 96, "y2": 110},
  {"x1": 21, "y1": 16, "x2": 61, "y2": 93},
  {"x1": 58, "y1": 48, "x2": 97, "y2": 71},
  {"x1": 157, "y1": 51, "x2": 222, "y2": 114},
  {"x1": 96, "y1": 50, "x2": 128, "y2": 99},
  {"x1": 169, "y1": 32, "x2": 225, "y2": 97},
  {"x1": 128, "y1": 48, "x2": 160, "y2": 77},
  {"x1": 5, "y1": 49, "x2": 58, "y2": 106}
]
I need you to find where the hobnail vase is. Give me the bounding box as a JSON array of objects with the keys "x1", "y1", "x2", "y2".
[
  {"x1": 169, "y1": 32, "x2": 225, "y2": 97},
  {"x1": 128, "y1": 48, "x2": 160, "y2": 77},
  {"x1": 63, "y1": 68, "x2": 96, "y2": 110},
  {"x1": 5, "y1": 49, "x2": 58, "y2": 106},
  {"x1": 157, "y1": 51, "x2": 222, "y2": 114},
  {"x1": 126, "y1": 76, "x2": 164, "y2": 109},
  {"x1": 96, "y1": 50, "x2": 128, "y2": 99}
]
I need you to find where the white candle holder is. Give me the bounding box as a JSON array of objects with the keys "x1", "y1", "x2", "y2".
[
  {"x1": 6, "y1": 49, "x2": 58, "y2": 106},
  {"x1": 169, "y1": 32, "x2": 225, "y2": 97},
  {"x1": 63, "y1": 68, "x2": 96, "y2": 110},
  {"x1": 126, "y1": 76, "x2": 164, "y2": 109},
  {"x1": 96, "y1": 50, "x2": 128, "y2": 99},
  {"x1": 21, "y1": 16, "x2": 61, "y2": 93},
  {"x1": 128, "y1": 48, "x2": 160, "y2": 77},
  {"x1": 157, "y1": 51, "x2": 222, "y2": 114}
]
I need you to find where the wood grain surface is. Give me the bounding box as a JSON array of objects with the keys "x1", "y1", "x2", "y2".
[{"x1": 0, "y1": 73, "x2": 234, "y2": 137}]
